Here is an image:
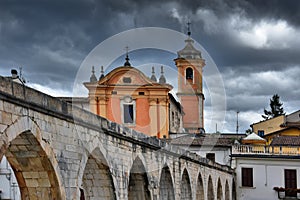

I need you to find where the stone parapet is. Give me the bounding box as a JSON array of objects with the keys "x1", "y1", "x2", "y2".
[{"x1": 0, "y1": 76, "x2": 233, "y2": 174}]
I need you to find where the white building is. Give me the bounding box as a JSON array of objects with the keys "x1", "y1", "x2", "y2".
[
  {"x1": 170, "y1": 133, "x2": 245, "y2": 166},
  {"x1": 232, "y1": 142, "x2": 300, "y2": 200},
  {"x1": 0, "y1": 156, "x2": 20, "y2": 200}
]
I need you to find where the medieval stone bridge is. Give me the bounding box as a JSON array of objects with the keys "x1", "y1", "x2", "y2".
[{"x1": 0, "y1": 76, "x2": 235, "y2": 200}]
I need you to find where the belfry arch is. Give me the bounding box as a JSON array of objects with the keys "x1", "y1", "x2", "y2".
[{"x1": 159, "y1": 165, "x2": 175, "y2": 200}]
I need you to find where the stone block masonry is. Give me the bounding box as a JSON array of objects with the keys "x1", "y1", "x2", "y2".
[{"x1": 0, "y1": 76, "x2": 234, "y2": 200}]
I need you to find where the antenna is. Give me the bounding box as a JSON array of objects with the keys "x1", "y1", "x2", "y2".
[
  {"x1": 18, "y1": 67, "x2": 26, "y2": 84},
  {"x1": 236, "y1": 111, "x2": 240, "y2": 134}
]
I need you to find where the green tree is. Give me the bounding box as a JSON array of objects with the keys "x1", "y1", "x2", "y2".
[
  {"x1": 262, "y1": 94, "x2": 285, "y2": 120},
  {"x1": 245, "y1": 128, "x2": 252, "y2": 134}
]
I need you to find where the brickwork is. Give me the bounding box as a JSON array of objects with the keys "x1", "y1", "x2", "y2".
[{"x1": 0, "y1": 76, "x2": 234, "y2": 200}]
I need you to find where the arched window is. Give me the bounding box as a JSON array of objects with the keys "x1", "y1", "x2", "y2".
[{"x1": 186, "y1": 67, "x2": 193, "y2": 80}]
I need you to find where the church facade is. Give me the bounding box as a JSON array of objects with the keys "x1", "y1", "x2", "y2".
[{"x1": 84, "y1": 34, "x2": 205, "y2": 138}]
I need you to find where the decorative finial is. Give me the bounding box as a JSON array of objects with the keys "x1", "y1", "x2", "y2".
[
  {"x1": 124, "y1": 46, "x2": 131, "y2": 66},
  {"x1": 187, "y1": 21, "x2": 191, "y2": 37},
  {"x1": 90, "y1": 66, "x2": 97, "y2": 82},
  {"x1": 99, "y1": 66, "x2": 104, "y2": 80},
  {"x1": 150, "y1": 66, "x2": 157, "y2": 82},
  {"x1": 159, "y1": 66, "x2": 166, "y2": 84}
]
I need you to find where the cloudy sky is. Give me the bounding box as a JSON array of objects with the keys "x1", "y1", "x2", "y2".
[{"x1": 0, "y1": 0, "x2": 299, "y2": 133}]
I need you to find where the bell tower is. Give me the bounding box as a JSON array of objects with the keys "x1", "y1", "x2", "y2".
[{"x1": 174, "y1": 25, "x2": 205, "y2": 133}]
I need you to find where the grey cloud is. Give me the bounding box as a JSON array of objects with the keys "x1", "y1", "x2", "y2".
[{"x1": 0, "y1": 0, "x2": 299, "y2": 132}]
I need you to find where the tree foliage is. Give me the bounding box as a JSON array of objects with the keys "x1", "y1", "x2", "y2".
[
  {"x1": 262, "y1": 94, "x2": 285, "y2": 120},
  {"x1": 245, "y1": 129, "x2": 252, "y2": 134}
]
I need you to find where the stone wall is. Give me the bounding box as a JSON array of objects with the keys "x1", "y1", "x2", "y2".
[{"x1": 0, "y1": 76, "x2": 234, "y2": 200}]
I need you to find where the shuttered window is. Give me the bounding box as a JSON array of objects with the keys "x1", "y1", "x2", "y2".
[
  {"x1": 242, "y1": 168, "x2": 253, "y2": 187},
  {"x1": 285, "y1": 169, "x2": 297, "y2": 197}
]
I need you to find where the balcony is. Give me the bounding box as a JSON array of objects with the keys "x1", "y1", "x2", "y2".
[
  {"x1": 273, "y1": 187, "x2": 300, "y2": 199},
  {"x1": 232, "y1": 145, "x2": 300, "y2": 156}
]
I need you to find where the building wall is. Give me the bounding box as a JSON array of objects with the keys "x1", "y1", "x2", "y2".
[
  {"x1": 169, "y1": 98, "x2": 183, "y2": 133},
  {"x1": 286, "y1": 110, "x2": 300, "y2": 123},
  {"x1": 190, "y1": 146, "x2": 232, "y2": 166},
  {"x1": 233, "y1": 157, "x2": 300, "y2": 200},
  {"x1": 252, "y1": 115, "x2": 285, "y2": 135}
]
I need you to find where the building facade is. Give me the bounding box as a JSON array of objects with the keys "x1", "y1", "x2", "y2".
[
  {"x1": 251, "y1": 110, "x2": 300, "y2": 141},
  {"x1": 84, "y1": 34, "x2": 205, "y2": 138},
  {"x1": 232, "y1": 145, "x2": 300, "y2": 200}
]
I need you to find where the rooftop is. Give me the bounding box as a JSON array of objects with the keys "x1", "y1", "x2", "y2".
[
  {"x1": 170, "y1": 133, "x2": 245, "y2": 147},
  {"x1": 271, "y1": 136, "x2": 300, "y2": 146}
]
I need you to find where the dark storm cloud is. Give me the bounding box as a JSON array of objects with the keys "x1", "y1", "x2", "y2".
[{"x1": 0, "y1": 0, "x2": 299, "y2": 132}]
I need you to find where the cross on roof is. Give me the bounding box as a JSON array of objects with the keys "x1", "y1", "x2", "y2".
[
  {"x1": 187, "y1": 21, "x2": 191, "y2": 36},
  {"x1": 125, "y1": 46, "x2": 129, "y2": 56}
]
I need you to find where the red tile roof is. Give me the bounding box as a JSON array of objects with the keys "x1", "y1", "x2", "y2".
[{"x1": 271, "y1": 136, "x2": 300, "y2": 146}]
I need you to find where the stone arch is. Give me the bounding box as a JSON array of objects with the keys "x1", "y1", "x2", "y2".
[
  {"x1": 225, "y1": 180, "x2": 230, "y2": 200},
  {"x1": 232, "y1": 179, "x2": 237, "y2": 200},
  {"x1": 81, "y1": 148, "x2": 116, "y2": 200},
  {"x1": 217, "y1": 178, "x2": 223, "y2": 200},
  {"x1": 128, "y1": 156, "x2": 151, "y2": 200},
  {"x1": 1, "y1": 116, "x2": 65, "y2": 199},
  {"x1": 207, "y1": 175, "x2": 214, "y2": 200},
  {"x1": 159, "y1": 165, "x2": 175, "y2": 200},
  {"x1": 195, "y1": 172, "x2": 204, "y2": 200},
  {"x1": 180, "y1": 168, "x2": 192, "y2": 200}
]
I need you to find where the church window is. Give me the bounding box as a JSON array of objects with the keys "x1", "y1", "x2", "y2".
[
  {"x1": 124, "y1": 104, "x2": 134, "y2": 123},
  {"x1": 186, "y1": 67, "x2": 193, "y2": 80},
  {"x1": 121, "y1": 96, "x2": 135, "y2": 125}
]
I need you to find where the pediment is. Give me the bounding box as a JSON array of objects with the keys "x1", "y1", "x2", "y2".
[{"x1": 98, "y1": 67, "x2": 155, "y2": 86}]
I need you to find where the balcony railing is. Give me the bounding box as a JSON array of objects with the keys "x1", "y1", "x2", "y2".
[{"x1": 232, "y1": 145, "x2": 300, "y2": 156}]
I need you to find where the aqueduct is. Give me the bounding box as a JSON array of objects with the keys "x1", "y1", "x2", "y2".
[{"x1": 0, "y1": 76, "x2": 234, "y2": 200}]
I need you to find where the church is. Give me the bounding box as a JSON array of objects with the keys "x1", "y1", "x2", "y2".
[{"x1": 84, "y1": 32, "x2": 205, "y2": 138}]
